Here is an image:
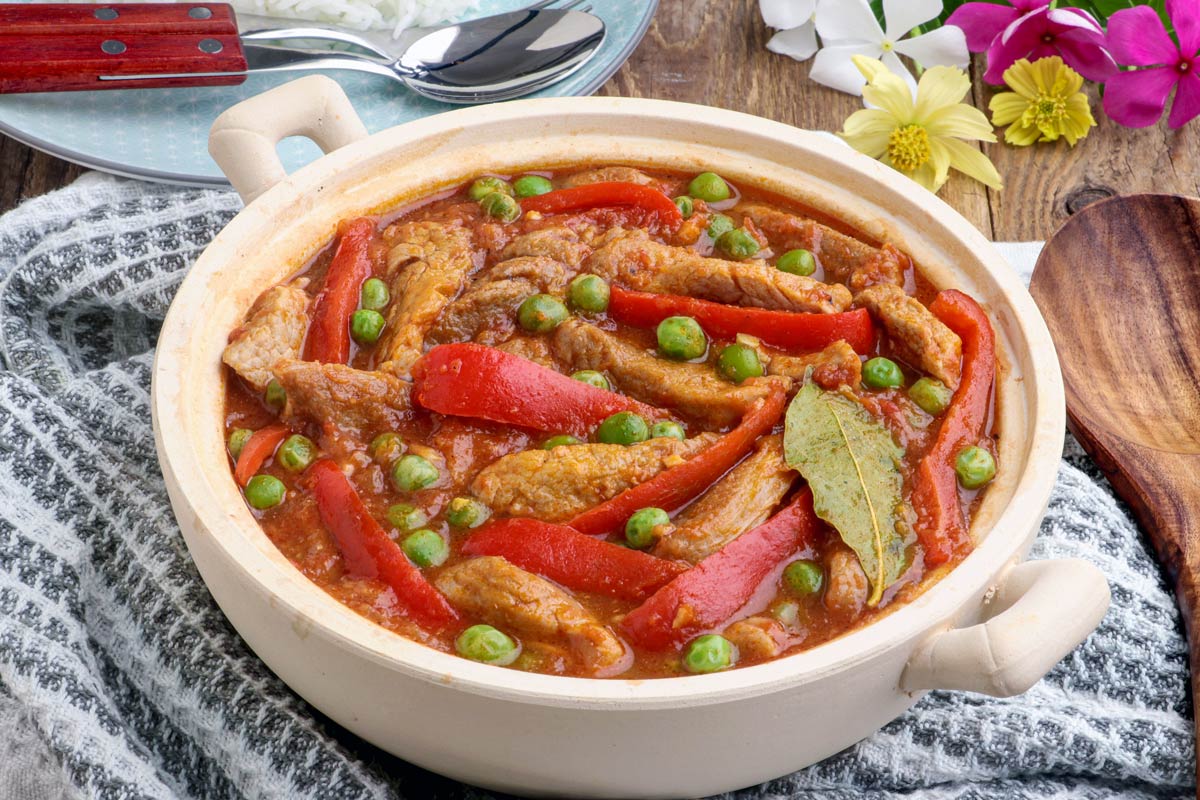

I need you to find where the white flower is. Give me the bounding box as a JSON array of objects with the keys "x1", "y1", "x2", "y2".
[
  {"x1": 760, "y1": 0, "x2": 818, "y2": 62},
  {"x1": 811, "y1": 0, "x2": 969, "y2": 96}
]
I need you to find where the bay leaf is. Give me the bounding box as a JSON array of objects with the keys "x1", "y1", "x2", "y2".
[{"x1": 783, "y1": 380, "x2": 911, "y2": 605}]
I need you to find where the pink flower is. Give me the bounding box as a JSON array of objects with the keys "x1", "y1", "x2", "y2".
[
  {"x1": 1103, "y1": 0, "x2": 1200, "y2": 129},
  {"x1": 983, "y1": 7, "x2": 1117, "y2": 84},
  {"x1": 946, "y1": 0, "x2": 1048, "y2": 52}
]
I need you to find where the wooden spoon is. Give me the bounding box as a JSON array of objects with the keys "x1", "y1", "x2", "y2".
[{"x1": 1030, "y1": 193, "x2": 1200, "y2": 787}]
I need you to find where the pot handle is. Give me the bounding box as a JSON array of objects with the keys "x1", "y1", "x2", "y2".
[
  {"x1": 900, "y1": 558, "x2": 1109, "y2": 697},
  {"x1": 208, "y1": 75, "x2": 368, "y2": 204}
]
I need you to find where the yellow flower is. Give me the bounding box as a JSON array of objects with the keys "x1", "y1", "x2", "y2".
[
  {"x1": 989, "y1": 57, "x2": 1095, "y2": 147},
  {"x1": 838, "y1": 55, "x2": 1002, "y2": 194}
]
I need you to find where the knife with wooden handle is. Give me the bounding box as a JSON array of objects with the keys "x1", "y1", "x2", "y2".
[{"x1": 0, "y1": 3, "x2": 248, "y2": 92}]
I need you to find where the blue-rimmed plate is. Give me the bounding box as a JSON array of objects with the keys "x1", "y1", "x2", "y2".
[{"x1": 0, "y1": 0, "x2": 657, "y2": 186}]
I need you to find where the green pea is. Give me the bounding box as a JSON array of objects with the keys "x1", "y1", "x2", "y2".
[
  {"x1": 480, "y1": 191, "x2": 521, "y2": 223},
  {"x1": 770, "y1": 599, "x2": 802, "y2": 628},
  {"x1": 276, "y1": 434, "x2": 316, "y2": 472},
  {"x1": 542, "y1": 434, "x2": 582, "y2": 449},
  {"x1": 716, "y1": 343, "x2": 764, "y2": 384},
  {"x1": 649, "y1": 420, "x2": 685, "y2": 441},
  {"x1": 955, "y1": 446, "x2": 996, "y2": 489},
  {"x1": 777, "y1": 248, "x2": 817, "y2": 277},
  {"x1": 468, "y1": 176, "x2": 512, "y2": 201},
  {"x1": 673, "y1": 196, "x2": 694, "y2": 219},
  {"x1": 244, "y1": 474, "x2": 285, "y2": 510},
  {"x1": 688, "y1": 172, "x2": 731, "y2": 203},
  {"x1": 909, "y1": 377, "x2": 953, "y2": 415},
  {"x1": 446, "y1": 497, "x2": 490, "y2": 529},
  {"x1": 656, "y1": 315, "x2": 707, "y2": 360},
  {"x1": 264, "y1": 378, "x2": 286, "y2": 411},
  {"x1": 370, "y1": 432, "x2": 404, "y2": 463},
  {"x1": 517, "y1": 293, "x2": 570, "y2": 333},
  {"x1": 571, "y1": 370, "x2": 610, "y2": 390},
  {"x1": 683, "y1": 634, "x2": 735, "y2": 673},
  {"x1": 227, "y1": 428, "x2": 253, "y2": 459},
  {"x1": 716, "y1": 228, "x2": 760, "y2": 260},
  {"x1": 360, "y1": 277, "x2": 390, "y2": 311},
  {"x1": 567, "y1": 274, "x2": 610, "y2": 313},
  {"x1": 596, "y1": 411, "x2": 649, "y2": 446},
  {"x1": 513, "y1": 175, "x2": 553, "y2": 198},
  {"x1": 402, "y1": 529, "x2": 449, "y2": 568},
  {"x1": 625, "y1": 507, "x2": 670, "y2": 549},
  {"x1": 391, "y1": 454, "x2": 439, "y2": 492},
  {"x1": 456, "y1": 624, "x2": 520, "y2": 666},
  {"x1": 707, "y1": 213, "x2": 735, "y2": 240},
  {"x1": 350, "y1": 309, "x2": 386, "y2": 345},
  {"x1": 386, "y1": 503, "x2": 427, "y2": 532},
  {"x1": 783, "y1": 559, "x2": 824, "y2": 596},
  {"x1": 862, "y1": 357, "x2": 904, "y2": 389}
]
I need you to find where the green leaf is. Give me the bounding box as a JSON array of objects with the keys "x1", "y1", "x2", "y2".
[{"x1": 783, "y1": 381, "x2": 912, "y2": 606}]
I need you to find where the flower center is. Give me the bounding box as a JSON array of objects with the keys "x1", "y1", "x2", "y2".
[
  {"x1": 1033, "y1": 93, "x2": 1067, "y2": 126},
  {"x1": 1180, "y1": 60, "x2": 1192, "y2": 74},
  {"x1": 881, "y1": 39, "x2": 895, "y2": 52},
  {"x1": 1041, "y1": 33, "x2": 1055, "y2": 44},
  {"x1": 887, "y1": 124, "x2": 931, "y2": 172}
]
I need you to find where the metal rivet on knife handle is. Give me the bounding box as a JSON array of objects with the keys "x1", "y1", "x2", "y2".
[
  {"x1": 198, "y1": 38, "x2": 223, "y2": 54},
  {"x1": 188, "y1": 7, "x2": 213, "y2": 19},
  {"x1": 100, "y1": 40, "x2": 126, "y2": 55},
  {"x1": 93, "y1": 8, "x2": 118, "y2": 20}
]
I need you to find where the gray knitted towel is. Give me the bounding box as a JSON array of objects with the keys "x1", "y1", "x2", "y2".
[{"x1": 0, "y1": 173, "x2": 1192, "y2": 800}]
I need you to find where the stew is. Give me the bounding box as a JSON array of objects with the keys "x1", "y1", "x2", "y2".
[{"x1": 221, "y1": 164, "x2": 998, "y2": 678}]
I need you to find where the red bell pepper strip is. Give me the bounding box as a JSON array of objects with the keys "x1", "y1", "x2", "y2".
[
  {"x1": 608, "y1": 286, "x2": 876, "y2": 354},
  {"x1": 910, "y1": 290, "x2": 996, "y2": 567},
  {"x1": 620, "y1": 489, "x2": 821, "y2": 650},
  {"x1": 233, "y1": 423, "x2": 289, "y2": 487},
  {"x1": 308, "y1": 460, "x2": 459, "y2": 631},
  {"x1": 411, "y1": 342, "x2": 666, "y2": 437},
  {"x1": 303, "y1": 217, "x2": 376, "y2": 364},
  {"x1": 568, "y1": 387, "x2": 787, "y2": 536},
  {"x1": 519, "y1": 182, "x2": 682, "y2": 230},
  {"x1": 462, "y1": 518, "x2": 686, "y2": 601}
]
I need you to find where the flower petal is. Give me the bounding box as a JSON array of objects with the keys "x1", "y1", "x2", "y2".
[
  {"x1": 815, "y1": 0, "x2": 882, "y2": 43},
  {"x1": 1044, "y1": 7, "x2": 1104, "y2": 36},
  {"x1": 1168, "y1": 71, "x2": 1200, "y2": 128},
  {"x1": 811, "y1": 41, "x2": 881, "y2": 95},
  {"x1": 1003, "y1": 119, "x2": 1042, "y2": 146},
  {"x1": 1169, "y1": 0, "x2": 1200, "y2": 58},
  {"x1": 840, "y1": 108, "x2": 896, "y2": 158},
  {"x1": 1102, "y1": 67, "x2": 1178, "y2": 127},
  {"x1": 881, "y1": 50, "x2": 919, "y2": 98},
  {"x1": 1107, "y1": 6, "x2": 1178, "y2": 67},
  {"x1": 989, "y1": 91, "x2": 1029, "y2": 127},
  {"x1": 767, "y1": 23, "x2": 819, "y2": 61},
  {"x1": 894, "y1": 26, "x2": 971, "y2": 70},
  {"x1": 939, "y1": 137, "x2": 1004, "y2": 190},
  {"x1": 925, "y1": 103, "x2": 996, "y2": 141},
  {"x1": 882, "y1": 0, "x2": 941, "y2": 40},
  {"x1": 911, "y1": 163, "x2": 944, "y2": 193},
  {"x1": 985, "y1": 9, "x2": 1048, "y2": 84},
  {"x1": 760, "y1": 0, "x2": 816, "y2": 31},
  {"x1": 1055, "y1": 31, "x2": 1119, "y2": 81},
  {"x1": 858, "y1": 55, "x2": 917, "y2": 118},
  {"x1": 927, "y1": 137, "x2": 952, "y2": 190},
  {"x1": 912, "y1": 64, "x2": 971, "y2": 119},
  {"x1": 945, "y1": 3, "x2": 1020, "y2": 52}
]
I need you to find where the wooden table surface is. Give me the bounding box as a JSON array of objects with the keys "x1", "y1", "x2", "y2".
[{"x1": 1, "y1": 0, "x2": 1197, "y2": 240}]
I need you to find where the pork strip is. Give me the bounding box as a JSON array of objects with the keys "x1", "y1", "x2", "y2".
[
  {"x1": 767, "y1": 340, "x2": 863, "y2": 390},
  {"x1": 435, "y1": 556, "x2": 629, "y2": 675},
  {"x1": 428, "y1": 256, "x2": 567, "y2": 346},
  {"x1": 501, "y1": 226, "x2": 592, "y2": 270},
  {"x1": 222, "y1": 284, "x2": 309, "y2": 392},
  {"x1": 495, "y1": 334, "x2": 558, "y2": 369},
  {"x1": 654, "y1": 435, "x2": 795, "y2": 564},
  {"x1": 470, "y1": 434, "x2": 719, "y2": 522},
  {"x1": 560, "y1": 166, "x2": 657, "y2": 188},
  {"x1": 723, "y1": 617, "x2": 788, "y2": 661},
  {"x1": 855, "y1": 284, "x2": 962, "y2": 389},
  {"x1": 741, "y1": 204, "x2": 909, "y2": 293},
  {"x1": 377, "y1": 221, "x2": 477, "y2": 377},
  {"x1": 551, "y1": 319, "x2": 774, "y2": 427},
  {"x1": 273, "y1": 359, "x2": 411, "y2": 436},
  {"x1": 585, "y1": 229, "x2": 851, "y2": 313}
]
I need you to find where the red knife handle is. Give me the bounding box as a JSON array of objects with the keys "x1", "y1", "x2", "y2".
[{"x1": 0, "y1": 3, "x2": 247, "y2": 93}]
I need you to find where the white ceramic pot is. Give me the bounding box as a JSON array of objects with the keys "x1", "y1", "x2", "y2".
[{"x1": 152, "y1": 76, "x2": 1110, "y2": 799}]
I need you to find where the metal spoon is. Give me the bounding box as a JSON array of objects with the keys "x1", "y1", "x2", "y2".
[{"x1": 241, "y1": 8, "x2": 606, "y2": 104}]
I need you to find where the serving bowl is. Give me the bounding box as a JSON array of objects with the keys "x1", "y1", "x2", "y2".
[{"x1": 152, "y1": 76, "x2": 1109, "y2": 798}]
